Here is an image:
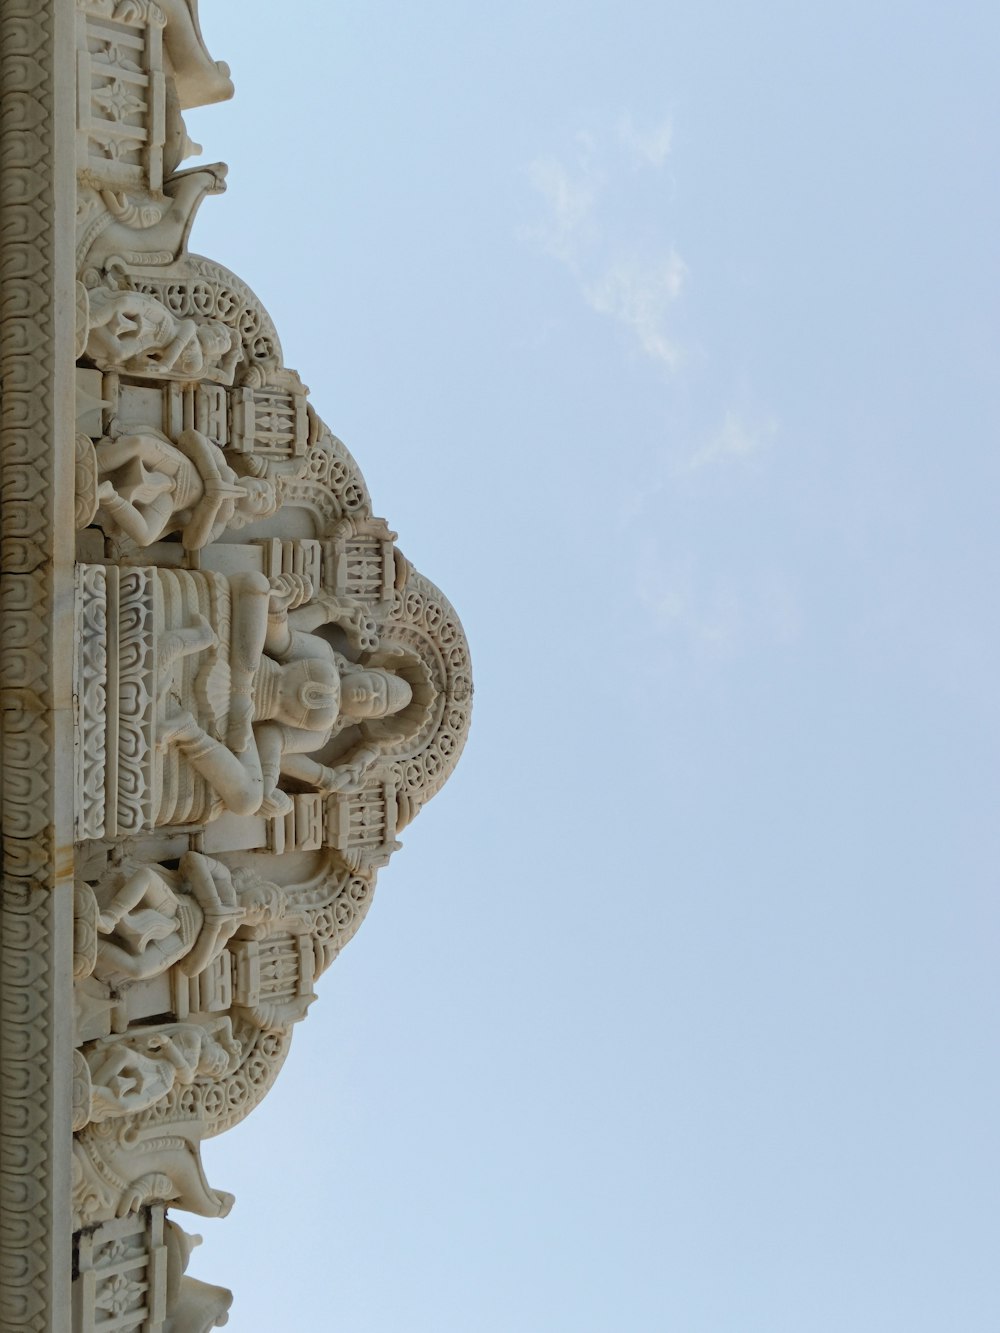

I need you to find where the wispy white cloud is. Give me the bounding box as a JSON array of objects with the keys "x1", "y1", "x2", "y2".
[
  {"x1": 636, "y1": 549, "x2": 695, "y2": 633},
  {"x1": 618, "y1": 113, "x2": 674, "y2": 168},
  {"x1": 636, "y1": 551, "x2": 742, "y2": 660},
  {"x1": 524, "y1": 119, "x2": 685, "y2": 372},
  {"x1": 683, "y1": 409, "x2": 778, "y2": 472},
  {"x1": 636, "y1": 541, "x2": 800, "y2": 663},
  {"x1": 585, "y1": 252, "x2": 687, "y2": 371},
  {"x1": 524, "y1": 155, "x2": 602, "y2": 265}
]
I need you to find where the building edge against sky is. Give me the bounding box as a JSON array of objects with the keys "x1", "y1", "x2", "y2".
[{"x1": 0, "y1": 2, "x2": 471, "y2": 1328}]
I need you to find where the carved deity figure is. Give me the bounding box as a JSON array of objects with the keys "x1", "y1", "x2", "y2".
[
  {"x1": 161, "y1": 573, "x2": 413, "y2": 817},
  {"x1": 91, "y1": 851, "x2": 283, "y2": 986},
  {"x1": 93, "y1": 427, "x2": 279, "y2": 549},
  {"x1": 84, "y1": 1018, "x2": 242, "y2": 1124},
  {"x1": 84, "y1": 285, "x2": 240, "y2": 380}
]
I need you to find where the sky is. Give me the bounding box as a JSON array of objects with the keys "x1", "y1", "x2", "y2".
[{"x1": 183, "y1": 3, "x2": 1000, "y2": 1329}]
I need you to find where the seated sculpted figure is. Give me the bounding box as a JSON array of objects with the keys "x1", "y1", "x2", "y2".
[
  {"x1": 85, "y1": 285, "x2": 240, "y2": 380},
  {"x1": 92, "y1": 851, "x2": 284, "y2": 987},
  {"x1": 162, "y1": 574, "x2": 413, "y2": 818},
  {"x1": 94, "y1": 427, "x2": 279, "y2": 549}
]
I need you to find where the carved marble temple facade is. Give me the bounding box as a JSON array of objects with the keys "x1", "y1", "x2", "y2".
[{"x1": 0, "y1": 4, "x2": 472, "y2": 1328}]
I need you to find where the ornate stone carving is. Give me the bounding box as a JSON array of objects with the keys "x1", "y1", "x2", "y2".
[
  {"x1": 75, "y1": 0, "x2": 168, "y2": 197},
  {"x1": 0, "y1": 0, "x2": 78, "y2": 1327},
  {"x1": 0, "y1": 0, "x2": 479, "y2": 1326},
  {"x1": 81, "y1": 285, "x2": 242, "y2": 382},
  {"x1": 76, "y1": 563, "x2": 110, "y2": 840},
  {"x1": 117, "y1": 564, "x2": 158, "y2": 834},
  {"x1": 92, "y1": 428, "x2": 279, "y2": 549},
  {"x1": 72, "y1": 1207, "x2": 232, "y2": 1332}
]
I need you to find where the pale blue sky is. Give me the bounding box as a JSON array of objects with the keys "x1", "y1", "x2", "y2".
[{"x1": 185, "y1": 3, "x2": 1000, "y2": 1329}]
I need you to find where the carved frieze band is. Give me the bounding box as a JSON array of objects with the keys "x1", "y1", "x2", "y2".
[
  {"x1": 115, "y1": 566, "x2": 156, "y2": 834},
  {"x1": 0, "y1": 0, "x2": 77, "y2": 1328},
  {"x1": 74, "y1": 565, "x2": 107, "y2": 840}
]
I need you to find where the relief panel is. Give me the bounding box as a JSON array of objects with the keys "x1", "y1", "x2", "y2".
[{"x1": 57, "y1": 2, "x2": 474, "y2": 1328}]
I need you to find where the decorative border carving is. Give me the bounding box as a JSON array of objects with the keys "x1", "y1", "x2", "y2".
[
  {"x1": 74, "y1": 565, "x2": 108, "y2": 840},
  {"x1": 0, "y1": 0, "x2": 77, "y2": 1328},
  {"x1": 115, "y1": 567, "x2": 156, "y2": 834},
  {"x1": 384, "y1": 573, "x2": 472, "y2": 817}
]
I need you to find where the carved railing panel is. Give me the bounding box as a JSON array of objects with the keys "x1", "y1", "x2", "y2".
[{"x1": 76, "y1": 1, "x2": 166, "y2": 195}]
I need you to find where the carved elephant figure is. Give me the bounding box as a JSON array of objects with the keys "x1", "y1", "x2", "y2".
[{"x1": 80, "y1": 164, "x2": 230, "y2": 274}]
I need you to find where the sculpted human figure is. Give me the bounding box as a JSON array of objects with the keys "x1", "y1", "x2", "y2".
[
  {"x1": 93, "y1": 427, "x2": 279, "y2": 549},
  {"x1": 162, "y1": 573, "x2": 413, "y2": 818},
  {"x1": 85, "y1": 285, "x2": 240, "y2": 379},
  {"x1": 83, "y1": 1017, "x2": 242, "y2": 1124},
  {"x1": 92, "y1": 851, "x2": 284, "y2": 986}
]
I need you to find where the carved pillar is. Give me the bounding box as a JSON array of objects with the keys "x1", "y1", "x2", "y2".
[{"x1": 0, "y1": 0, "x2": 79, "y2": 1329}]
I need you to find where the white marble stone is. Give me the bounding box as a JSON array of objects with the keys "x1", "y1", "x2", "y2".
[{"x1": 0, "y1": 2, "x2": 471, "y2": 1327}]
